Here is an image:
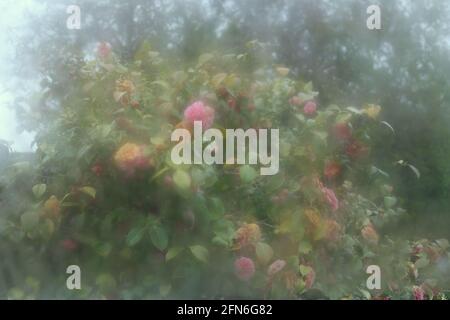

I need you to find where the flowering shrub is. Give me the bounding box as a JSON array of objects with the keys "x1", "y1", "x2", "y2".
[
  {"x1": 114, "y1": 143, "x2": 151, "y2": 176},
  {"x1": 183, "y1": 101, "x2": 215, "y2": 129},
  {"x1": 0, "y1": 44, "x2": 448, "y2": 300}
]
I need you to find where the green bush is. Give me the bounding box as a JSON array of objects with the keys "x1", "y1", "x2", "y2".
[{"x1": 0, "y1": 44, "x2": 448, "y2": 299}]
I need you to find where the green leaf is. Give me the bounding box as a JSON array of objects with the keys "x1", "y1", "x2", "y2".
[
  {"x1": 39, "y1": 218, "x2": 55, "y2": 239},
  {"x1": 298, "y1": 241, "x2": 313, "y2": 254},
  {"x1": 360, "y1": 289, "x2": 372, "y2": 300},
  {"x1": 384, "y1": 196, "x2": 397, "y2": 208},
  {"x1": 21, "y1": 211, "x2": 39, "y2": 232},
  {"x1": 95, "y1": 274, "x2": 117, "y2": 293},
  {"x1": 436, "y1": 239, "x2": 449, "y2": 250},
  {"x1": 173, "y1": 170, "x2": 191, "y2": 190},
  {"x1": 150, "y1": 226, "x2": 168, "y2": 251},
  {"x1": 126, "y1": 227, "x2": 145, "y2": 247},
  {"x1": 151, "y1": 80, "x2": 170, "y2": 90},
  {"x1": 209, "y1": 197, "x2": 225, "y2": 217},
  {"x1": 159, "y1": 283, "x2": 171, "y2": 297},
  {"x1": 381, "y1": 121, "x2": 395, "y2": 134},
  {"x1": 166, "y1": 247, "x2": 183, "y2": 261},
  {"x1": 370, "y1": 166, "x2": 390, "y2": 178},
  {"x1": 407, "y1": 164, "x2": 421, "y2": 179},
  {"x1": 256, "y1": 242, "x2": 274, "y2": 265},
  {"x1": 304, "y1": 82, "x2": 313, "y2": 92},
  {"x1": 7, "y1": 288, "x2": 25, "y2": 300},
  {"x1": 77, "y1": 144, "x2": 92, "y2": 161},
  {"x1": 189, "y1": 245, "x2": 209, "y2": 263},
  {"x1": 150, "y1": 166, "x2": 169, "y2": 182},
  {"x1": 415, "y1": 257, "x2": 429, "y2": 269},
  {"x1": 346, "y1": 106, "x2": 363, "y2": 114},
  {"x1": 32, "y1": 184, "x2": 46, "y2": 199},
  {"x1": 113, "y1": 91, "x2": 126, "y2": 102},
  {"x1": 298, "y1": 92, "x2": 317, "y2": 102},
  {"x1": 276, "y1": 67, "x2": 290, "y2": 76},
  {"x1": 172, "y1": 70, "x2": 187, "y2": 83},
  {"x1": 295, "y1": 114, "x2": 306, "y2": 122},
  {"x1": 79, "y1": 186, "x2": 96, "y2": 199},
  {"x1": 198, "y1": 53, "x2": 214, "y2": 66},
  {"x1": 96, "y1": 243, "x2": 113, "y2": 257},
  {"x1": 212, "y1": 219, "x2": 235, "y2": 247},
  {"x1": 299, "y1": 264, "x2": 312, "y2": 276},
  {"x1": 239, "y1": 165, "x2": 257, "y2": 183},
  {"x1": 313, "y1": 131, "x2": 328, "y2": 141},
  {"x1": 396, "y1": 160, "x2": 420, "y2": 179},
  {"x1": 212, "y1": 73, "x2": 227, "y2": 88}
]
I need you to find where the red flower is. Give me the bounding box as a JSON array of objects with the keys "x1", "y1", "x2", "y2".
[
  {"x1": 234, "y1": 224, "x2": 261, "y2": 249},
  {"x1": 324, "y1": 161, "x2": 341, "y2": 179},
  {"x1": 164, "y1": 175, "x2": 174, "y2": 187},
  {"x1": 271, "y1": 188, "x2": 289, "y2": 204},
  {"x1": 412, "y1": 244, "x2": 424, "y2": 255},
  {"x1": 413, "y1": 286, "x2": 425, "y2": 300},
  {"x1": 114, "y1": 143, "x2": 151, "y2": 176},
  {"x1": 305, "y1": 268, "x2": 316, "y2": 289},
  {"x1": 267, "y1": 259, "x2": 286, "y2": 276},
  {"x1": 315, "y1": 178, "x2": 339, "y2": 212},
  {"x1": 325, "y1": 219, "x2": 341, "y2": 242},
  {"x1": 333, "y1": 122, "x2": 352, "y2": 141},
  {"x1": 97, "y1": 42, "x2": 112, "y2": 59},
  {"x1": 346, "y1": 140, "x2": 368, "y2": 158},
  {"x1": 216, "y1": 87, "x2": 229, "y2": 99},
  {"x1": 323, "y1": 187, "x2": 339, "y2": 212},
  {"x1": 227, "y1": 98, "x2": 237, "y2": 110},
  {"x1": 361, "y1": 224, "x2": 379, "y2": 245},
  {"x1": 234, "y1": 257, "x2": 255, "y2": 281},
  {"x1": 61, "y1": 239, "x2": 78, "y2": 251},
  {"x1": 289, "y1": 96, "x2": 302, "y2": 106},
  {"x1": 91, "y1": 164, "x2": 103, "y2": 177}
]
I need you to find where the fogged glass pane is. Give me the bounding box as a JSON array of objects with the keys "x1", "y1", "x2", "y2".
[{"x1": 0, "y1": 0, "x2": 449, "y2": 300}]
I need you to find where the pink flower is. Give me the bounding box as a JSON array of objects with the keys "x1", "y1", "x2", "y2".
[
  {"x1": 61, "y1": 239, "x2": 78, "y2": 251},
  {"x1": 361, "y1": 224, "x2": 379, "y2": 245},
  {"x1": 183, "y1": 101, "x2": 215, "y2": 129},
  {"x1": 323, "y1": 187, "x2": 339, "y2": 211},
  {"x1": 324, "y1": 161, "x2": 341, "y2": 179},
  {"x1": 289, "y1": 96, "x2": 302, "y2": 106},
  {"x1": 303, "y1": 101, "x2": 317, "y2": 115},
  {"x1": 97, "y1": 42, "x2": 112, "y2": 59},
  {"x1": 305, "y1": 268, "x2": 316, "y2": 289},
  {"x1": 267, "y1": 259, "x2": 286, "y2": 276},
  {"x1": 412, "y1": 244, "x2": 424, "y2": 255},
  {"x1": 413, "y1": 286, "x2": 425, "y2": 300},
  {"x1": 114, "y1": 143, "x2": 151, "y2": 176},
  {"x1": 346, "y1": 139, "x2": 369, "y2": 159},
  {"x1": 91, "y1": 164, "x2": 103, "y2": 177},
  {"x1": 333, "y1": 122, "x2": 352, "y2": 141},
  {"x1": 234, "y1": 257, "x2": 255, "y2": 281},
  {"x1": 315, "y1": 178, "x2": 339, "y2": 211}
]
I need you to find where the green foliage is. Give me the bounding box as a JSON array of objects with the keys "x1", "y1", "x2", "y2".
[{"x1": 1, "y1": 44, "x2": 448, "y2": 299}]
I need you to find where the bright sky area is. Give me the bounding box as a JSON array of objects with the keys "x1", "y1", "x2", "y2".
[{"x1": 0, "y1": 0, "x2": 42, "y2": 152}]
